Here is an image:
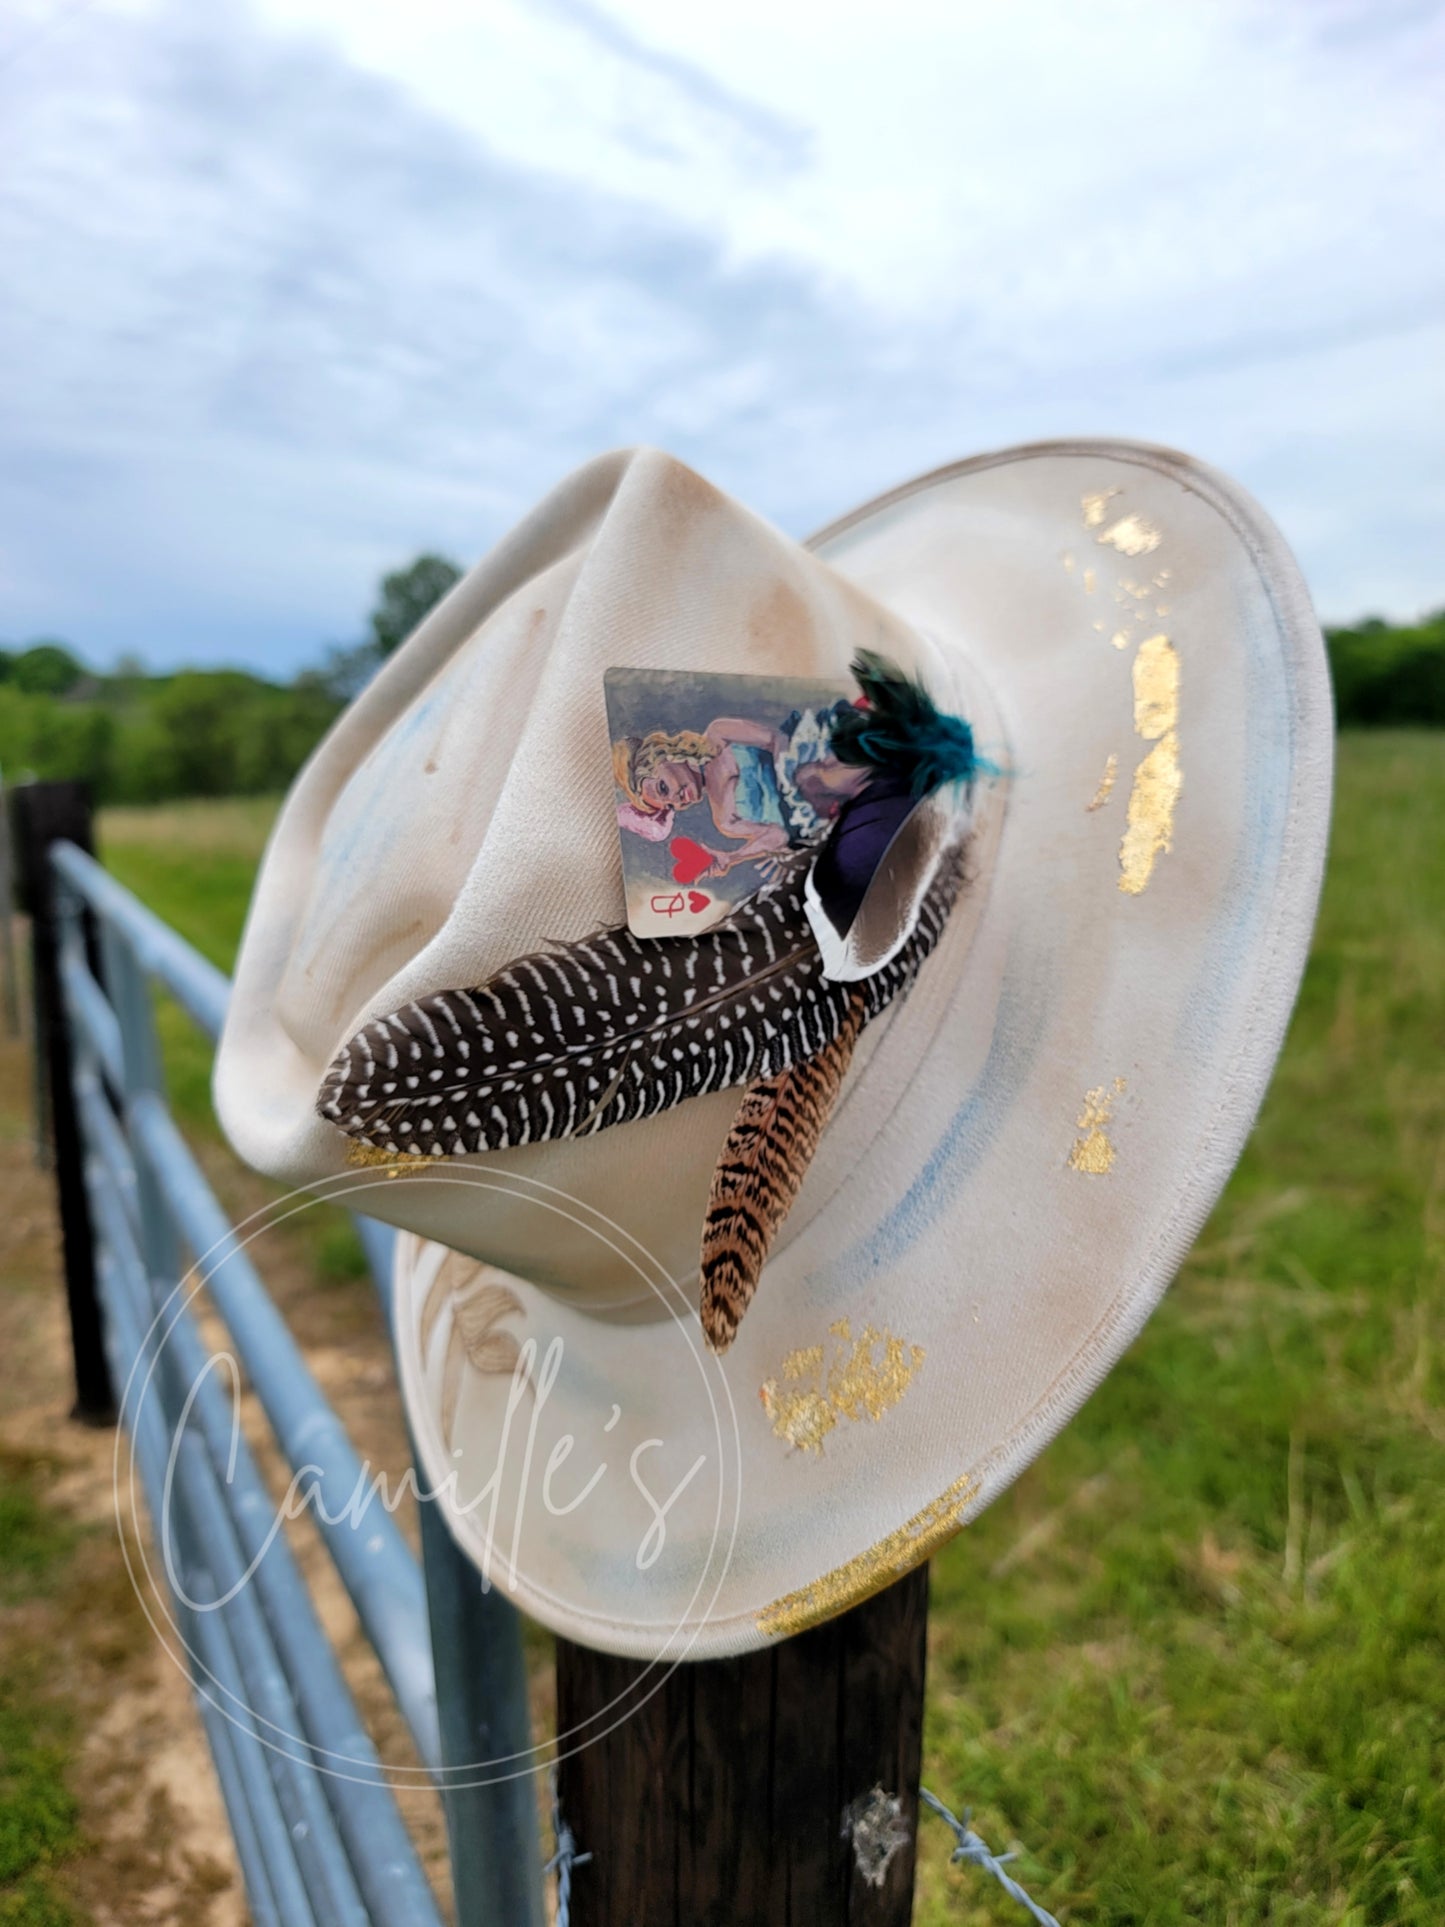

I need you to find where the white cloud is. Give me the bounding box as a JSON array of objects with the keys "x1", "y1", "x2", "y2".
[
  {"x1": 0, "y1": 0, "x2": 1440, "y2": 671},
  {"x1": 244, "y1": 0, "x2": 1444, "y2": 323}
]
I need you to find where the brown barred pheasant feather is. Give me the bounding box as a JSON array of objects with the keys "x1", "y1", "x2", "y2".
[{"x1": 700, "y1": 988, "x2": 867, "y2": 1352}]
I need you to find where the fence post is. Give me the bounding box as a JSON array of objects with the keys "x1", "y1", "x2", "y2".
[
  {"x1": 0, "y1": 767, "x2": 21, "y2": 1037},
  {"x1": 10, "y1": 780, "x2": 114, "y2": 1422},
  {"x1": 554, "y1": 1560, "x2": 929, "y2": 1926}
]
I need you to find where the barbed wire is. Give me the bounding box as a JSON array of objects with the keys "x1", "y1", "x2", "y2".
[
  {"x1": 546, "y1": 1774, "x2": 1058, "y2": 1925},
  {"x1": 546, "y1": 1772, "x2": 593, "y2": 1927},
  {"x1": 920, "y1": 1787, "x2": 1062, "y2": 1926}
]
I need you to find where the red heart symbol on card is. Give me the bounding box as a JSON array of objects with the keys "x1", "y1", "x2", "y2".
[
  {"x1": 670, "y1": 836, "x2": 712, "y2": 885},
  {"x1": 687, "y1": 890, "x2": 710, "y2": 914}
]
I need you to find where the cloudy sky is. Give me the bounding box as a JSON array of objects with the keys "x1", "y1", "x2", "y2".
[{"x1": 1, "y1": 0, "x2": 1441, "y2": 677}]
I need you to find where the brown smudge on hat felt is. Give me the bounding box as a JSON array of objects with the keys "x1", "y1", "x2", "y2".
[
  {"x1": 441, "y1": 1275, "x2": 528, "y2": 1443},
  {"x1": 1086, "y1": 753, "x2": 1119, "y2": 813},
  {"x1": 413, "y1": 1248, "x2": 531, "y2": 1445},
  {"x1": 421, "y1": 1247, "x2": 488, "y2": 1360},
  {"x1": 642, "y1": 451, "x2": 730, "y2": 553},
  {"x1": 747, "y1": 577, "x2": 812, "y2": 655}
]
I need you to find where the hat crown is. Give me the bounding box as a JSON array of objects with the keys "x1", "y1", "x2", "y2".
[{"x1": 239, "y1": 448, "x2": 981, "y2": 1313}]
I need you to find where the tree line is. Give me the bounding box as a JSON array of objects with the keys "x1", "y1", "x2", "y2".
[
  {"x1": 1, "y1": 562, "x2": 1440, "y2": 807},
  {"x1": 0, "y1": 555, "x2": 461, "y2": 805},
  {"x1": 1323, "y1": 611, "x2": 1445, "y2": 727}
]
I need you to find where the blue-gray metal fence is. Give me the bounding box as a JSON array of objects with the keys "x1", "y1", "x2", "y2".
[{"x1": 43, "y1": 829, "x2": 547, "y2": 1927}]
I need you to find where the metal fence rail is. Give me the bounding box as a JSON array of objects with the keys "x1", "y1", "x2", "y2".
[{"x1": 19, "y1": 797, "x2": 546, "y2": 1927}]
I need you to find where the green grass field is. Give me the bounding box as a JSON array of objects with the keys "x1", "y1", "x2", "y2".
[{"x1": 89, "y1": 733, "x2": 1445, "y2": 1923}]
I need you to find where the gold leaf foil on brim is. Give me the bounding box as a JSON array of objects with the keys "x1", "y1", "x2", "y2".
[
  {"x1": 1068, "y1": 1077, "x2": 1127, "y2": 1174},
  {"x1": 1116, "y1": 632, "x2": 1181, "y2": 892},
  {"x1": 1081, "y1": 488, "x2": 1121, "y2": 528},
  {"x1": 1119, "y1": 731, "x2": 1182, "y2": 894},
  {"x1": 1097, "y1": 512, "x2": 1162, "y2": 557},
  {"x1": 1131, "y1": 635, "x2": 1180, "y2": 740},
  {"x1": 756, "y1": 1472, "x2": 977, "y2": 1638},
  {"x1": 760, "y1": 1318, "x2": 925, "y2": 1456},
  {"x1": 345, "y1": 1141, "x2": 431, "y2": 1177}
]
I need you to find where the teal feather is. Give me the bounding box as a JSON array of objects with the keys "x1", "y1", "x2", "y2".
[{"x1": 831, "y1": 649, "x2": 992, "y2": 799}]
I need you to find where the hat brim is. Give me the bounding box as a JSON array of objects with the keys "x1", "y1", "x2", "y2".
[{"x1": 392, "y1": 438, "x2": 1332, "y2": 1661}]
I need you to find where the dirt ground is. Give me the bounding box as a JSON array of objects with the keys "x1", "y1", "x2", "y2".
[
  {"x1": 0, "y1": 1005, "x2": 553, "y2": 1923},
  {"x1": 0, "y1": 1013, "x2": 250, "y2": 1923}
]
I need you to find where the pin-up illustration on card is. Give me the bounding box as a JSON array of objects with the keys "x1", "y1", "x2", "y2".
[{"x1": 605, "y1": 667, "x2": 861, "y2": 937}]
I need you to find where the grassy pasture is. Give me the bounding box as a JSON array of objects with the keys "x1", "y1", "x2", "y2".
[
  {"x1": 917, "y1": 733, "x2": 1445, "y2": 1921},
  {"x1": 29, "y1": 731, "x2": 1442, "y2": 1922}
]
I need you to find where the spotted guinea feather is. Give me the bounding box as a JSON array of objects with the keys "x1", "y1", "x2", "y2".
[
  {"x1": 317, "y1": 844, "x2": 964, "y2": 1158},
  {"x1": 700, "y1": 989, "x2": 867, "y2": 1354}
]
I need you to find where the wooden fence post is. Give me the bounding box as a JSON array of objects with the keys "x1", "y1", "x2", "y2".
[
  {"x1": 10, "y1": 779, "x2": 115, "y2": 1423},
  {"x1": 0, "y1": 769, "x2": 21, "y2": 1037},
  {"x1": 555, "y1": 1561, "x2": 929, "y2": 1926}
]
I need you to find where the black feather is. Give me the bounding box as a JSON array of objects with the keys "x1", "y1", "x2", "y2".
[{"x1": 317, "y1": 843, "x2": 964, "y2": 1158}]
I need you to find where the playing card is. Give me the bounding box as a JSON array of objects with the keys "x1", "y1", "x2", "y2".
[{"x1": 605, "y1": 666, "x2": 861, "y2": 938}]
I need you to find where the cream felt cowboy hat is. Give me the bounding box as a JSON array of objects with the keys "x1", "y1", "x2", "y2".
[{"x1": 215, "y1": 439, "x2": 1331, "y2": 1661}]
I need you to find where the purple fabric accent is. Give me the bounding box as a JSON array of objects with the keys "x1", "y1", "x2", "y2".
[{"x1": 809, "y1": 771, "x2": 919, "y2": 939}]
